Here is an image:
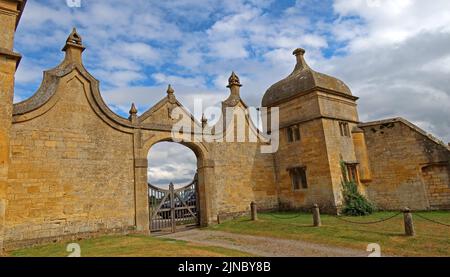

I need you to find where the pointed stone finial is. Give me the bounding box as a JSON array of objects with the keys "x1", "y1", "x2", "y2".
[
  {"x1": 201, "y1": 113, "x2": 208, "y2": 128},
  {"x1": 129, "y1": 103, "x2": 138, "y2": 123},
  {"x1": 224, "y1": 71, "x2": 242, "y2": 107},
  {"x1": 62, "y1": 27, "x2": 85, "y2": 64},
  {"x1": 227, "y1": 71, "x2": 242, "y2": 88},
  {"x1": 167, "y1": 85, "x2": 175, "y2": 94},
  {"x1": 167, "y1": 84, "x2": 175, "y2": 95},
  {"x1": 129, "y1": 103, "x2": 137, "y2": 115},
  {"x1": 67, "y1": 28, "x2": 83, "y2": 46},
  {"x1": 293, "y1": 47, "x2": 309, "y2": 71},
  {"x1": 166, "y1": 84, "x2": 177, "y2": 104}
]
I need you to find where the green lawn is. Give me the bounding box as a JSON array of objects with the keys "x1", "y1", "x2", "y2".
[
  {"x1": 8, "y1": 212, "x2": 450, "y2": 257},
  {"x1": 9, "y1": 234, "x2": 251, "y2": 257},
  {"x1": 209, "y1": 211, "x2": 450, "y2": 257}
]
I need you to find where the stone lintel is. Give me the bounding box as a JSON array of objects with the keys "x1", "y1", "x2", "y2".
[{"x1": 286, "y1": 164, "x2": 306, "y2": 171}]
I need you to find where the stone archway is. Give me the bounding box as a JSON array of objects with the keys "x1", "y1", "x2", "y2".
[
  {"x1": 147, "y1": 141, "x2": 199, "y2": 232},
  {"x1": 134, "y1": 133, "x2": 214, "y2": 233}
]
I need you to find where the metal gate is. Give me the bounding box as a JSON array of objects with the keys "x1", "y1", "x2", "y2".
[{"x1": 148, "y1": 175, "x2": 199, "y2": 232}]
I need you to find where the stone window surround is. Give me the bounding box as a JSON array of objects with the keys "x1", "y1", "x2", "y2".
[
  {"x1": 286, "y1": 124, "x2": 301, "y2": 143},
  {"x1": 287, "y1": 165, "x2": 308, "y2": 191},
  {"x1": 339, "y1": 121, "x2": 350, "y2": 137},
  {"x1": 344, "y1": 161, "x2": 360, "y2": 183}
]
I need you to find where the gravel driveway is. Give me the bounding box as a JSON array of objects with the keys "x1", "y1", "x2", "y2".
[{"x1": 162, "y1": 229, "x2": 368, "y2": 257}]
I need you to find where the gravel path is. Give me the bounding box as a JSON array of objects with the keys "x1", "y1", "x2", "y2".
[{"x1": 161, "y1": 229, "x2": 368, "y2": 257}]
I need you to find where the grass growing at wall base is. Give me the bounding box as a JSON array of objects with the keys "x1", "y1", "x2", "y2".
[
  {"x1": 209, "y1": 211, "x2": 450, "y2": 257},
  {"x1": 9, "y1": 234, "x2": 252, "y2": 257}
]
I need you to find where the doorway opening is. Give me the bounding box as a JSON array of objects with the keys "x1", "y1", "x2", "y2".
[{"x1": 147, "y1": 142, "x2": 199, "y2": 233}]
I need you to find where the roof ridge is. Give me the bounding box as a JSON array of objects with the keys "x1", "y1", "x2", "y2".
[{"x1": 359, "y1": 117, "x2": 450, "y2": 151}]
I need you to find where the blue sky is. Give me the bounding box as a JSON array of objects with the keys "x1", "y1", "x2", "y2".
[{"x1": 13, "y1": 0, "x2": 450, "y2": 184}]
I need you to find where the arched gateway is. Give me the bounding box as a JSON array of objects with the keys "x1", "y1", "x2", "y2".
[
  {"x1": 144, "y1": 138, "x2": 211, "y2": 231},
  {"x1": 4, "y1": 3, "x2": 448, "y2": 250},
  {"x1": 1, "y1": 27, "x2": 277, "y2": 249},
  {"x1": 147, "y1": 142, "x2": 201, "y2": 232}
]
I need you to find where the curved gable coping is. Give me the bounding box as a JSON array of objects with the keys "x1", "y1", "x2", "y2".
[
  {"x1": 12, "y1": 60, "x2": 271, "y2": 142},
  {"x1": 359, "y1": 117, "x2": 450, "y2": 152},
  {"x1": 12, "y1": 61, "x2": 136, "y2": 133},
  {"x1": 13, "y1": 63, "x2": 72, "y2": 116}
]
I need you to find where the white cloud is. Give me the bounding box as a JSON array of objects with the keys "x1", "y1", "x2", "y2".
[
  {"x1": 116, "y1": 42, "x2": 160, "y2": 64},
  {"x1": 12, "y1": 0, "x2": 450, "y2": 183},
  {"x1": 148, "y1": 142, "x2": 197, "y2": 186},
  {"x1": 322, "y1": 0, "x2": 450, "y2": 141},
  {"x1": 15, "y1": 60, "x2": 44, "y2": 84},
  {"x1": 333, "y1": 0, "x2": 450, "y2": 51},
  {"x1": 152, "y1": 73, "x2": 206, "y2": 88},
  {"x1": 94, "y1": 69, "x2": 145, "y2": 88}
]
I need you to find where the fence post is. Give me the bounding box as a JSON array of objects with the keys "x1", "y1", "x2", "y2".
[
  {"x1": 313, "y1": 204, "x2": 321, "y2": 227},
  {"x1": 217, "y1": 214, "x2": 221, "y2": 225},
  {"x1": 403, "y1": 208, "x2": 415, "y2": 236},
  {"x1": 169, "y1": 183, "x2": 176, "y2": 233},
  {"x1": 251, "y1": 202, "x2": 258, "y2": 221}
]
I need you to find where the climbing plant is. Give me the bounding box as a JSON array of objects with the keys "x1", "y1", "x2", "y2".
[{"x1": 340, "y1": 161, "x2": 376, "y2": 216}]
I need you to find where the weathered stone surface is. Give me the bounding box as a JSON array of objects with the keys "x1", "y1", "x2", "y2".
[
  {"x1": 0, "y1": 0, "x2": 26, "y2": 254},
  {"x1": 262, "y1": 48, "x2": 355, "y2": 108},
  {"x1": 359, "y1": 118, "x2": 450, "y2": 210},
  {"x1": 1, "y1": 3, "x2": 449, "y2": 251}
]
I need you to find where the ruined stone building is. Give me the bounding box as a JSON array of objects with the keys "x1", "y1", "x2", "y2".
[{"x1": 0, "y1": 1, "x2": 449, "y2": 250}]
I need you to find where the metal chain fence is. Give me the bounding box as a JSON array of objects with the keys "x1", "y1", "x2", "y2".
[
  {"x1": 414, "y1": 213, "x2": 450, "y2": 227},
  {"x1": 331, "y1": 212, "x2": 402, "y2": 225},
  {"x1": 266, "y1": 213, "x2": 305, "y2": 220},
  {"x1": 265, "y1": 211, "x2": 403, "y2": 224},
  {"x1": 263, "y1": 209, "x2": 450, "y2": 228}
]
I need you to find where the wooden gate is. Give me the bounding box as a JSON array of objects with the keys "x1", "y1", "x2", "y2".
[{"x1": 148, "y1": 175, "x2": 199, "y2": 232}]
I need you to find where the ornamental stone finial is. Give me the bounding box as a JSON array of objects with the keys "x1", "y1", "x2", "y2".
[
  {"x1": 224, "y1": 71, "x2": 242, "y2": 107},
  {"x1": 292, "y1": 47, "x2": 309, "y2": 71},
  {"x1": 128, "y1": 103, "x2": 138, "y2": 123},
  {"x1": 293, "y1": 48, "x2": 305, "y2": 56},
  {"x1": 227, "y1": 71, "x2": 242, "y2": 88},
  {"x1": 67, "y1": 28, "x2": 83, "y2": 46},
  {"x1": 62, "y1": 27, "x2": 85, "y2": 64},
  {"x1": 166, "y1": 84, "x2": 177, "y2": 104},
  {"x1": 201, "y1": 113, "x2": 208, "y2": 128},
  {"x1": 167, "y1": 84, "x2": 175, "y2": 95},
  {"x1": 129, "y1": 103, "x2": 137, "y2": 115}
]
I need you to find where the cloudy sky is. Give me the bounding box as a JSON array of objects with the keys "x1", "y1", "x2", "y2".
[
  {"x1": 148, "y1": 142, "x2": 197, "y2": 186},
  {"x1": 13, "y1": 0, "x2": 450, "y2": 184}
]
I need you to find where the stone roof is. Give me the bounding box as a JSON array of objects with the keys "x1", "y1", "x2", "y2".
[
  {"x1": 359, "y1": 117, "x2": 450, "y2": 151},
  {"x1": 262, "y1": 48, "x2": 352, "y2": 107}
]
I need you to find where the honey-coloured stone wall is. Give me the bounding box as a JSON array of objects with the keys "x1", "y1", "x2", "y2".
[
  {"x1": 360, "y1": 119, "x2": 450, "y2": 210},
  {"x1": 5, "y1": 71, "x2": 136, "y2": 248},
  {"x1": 2, "y1": 1, "x2": 450, "y2": 253}
]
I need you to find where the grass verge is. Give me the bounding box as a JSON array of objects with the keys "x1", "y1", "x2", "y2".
[
  {"x1": 9, "y1": 234, "x2": 252, "y2": 257},
  {"x1": 209, "y1": 211, "x2": 450, "y2": 257}
]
